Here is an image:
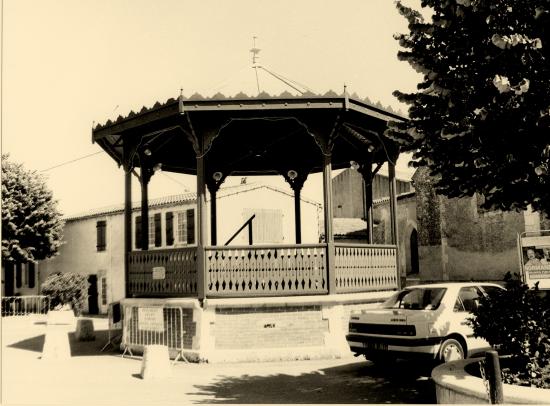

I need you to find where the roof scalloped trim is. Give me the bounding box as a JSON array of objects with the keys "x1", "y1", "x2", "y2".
[{"x1": 92, "y1": 91, "x2": 405, "y2": 131}]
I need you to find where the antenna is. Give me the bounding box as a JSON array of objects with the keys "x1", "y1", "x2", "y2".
[
  {"x1": 249, "y1": 36, "x2": 314, "y2": 96},
  {"x1": 250, "y1": 36, "x2": 261, "y2": 95}
]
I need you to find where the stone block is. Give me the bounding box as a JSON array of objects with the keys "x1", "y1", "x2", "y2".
[
  {"x1": 140, "y1": 345, "x2": 172, "y2": 380},
  {"x1": 75, "y1": 318, "x2": 96, "y2": 341}
]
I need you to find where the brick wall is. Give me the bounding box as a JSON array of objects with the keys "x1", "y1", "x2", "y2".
[{"x1": 214, "y1": 306, "x2": 328, "y2": 350}]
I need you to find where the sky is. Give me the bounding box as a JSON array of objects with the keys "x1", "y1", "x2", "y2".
[{"x1": 2, "y1": 0, "x2": 422, "y2": 217}]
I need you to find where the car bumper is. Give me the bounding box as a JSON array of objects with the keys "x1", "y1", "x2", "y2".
[{"x1": 346, "y1": 334, "x2": 442, "y2": 358}]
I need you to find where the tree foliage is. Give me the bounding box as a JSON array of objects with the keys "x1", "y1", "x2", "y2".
[
  {"x1": 469, "y1": 274, "x2": 550, "y2": 388},
  {"x1": 387, "y1": 0, "x2": 550, "y2": 216},
  {"x1": 41, "y1": 272, "x2": 89, "y2": 316},
  {"x1": 1, "y1": 154, "x2": 64, "y2": 263}
]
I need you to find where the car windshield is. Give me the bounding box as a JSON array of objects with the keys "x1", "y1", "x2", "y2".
[{"x1": 381, "y1": 287, "x2": 447, "y2": 310}]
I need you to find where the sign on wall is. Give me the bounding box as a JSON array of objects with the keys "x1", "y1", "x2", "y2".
[
  {"x1": 519, "y1": 231, "x2": 550, "y2": 289},
  {"x1": 138, "y1": 307, "x2": 164, "y2": 332},
  {"x1": 152, "y1": 267, "x2": 166, "y2": 280}
]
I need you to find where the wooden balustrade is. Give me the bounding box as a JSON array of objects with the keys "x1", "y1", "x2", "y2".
[
  {"x1": 128, "y1": 248, "x2": 197, "y2": 297},
  {"x1": 334, "y1": 243, "x2": 398, "y2": 293},
  {"x1": 205, "y1": 244, "x2": 328, "y2": 297},
  {"x1": 127, "y1": 243, "x2": 398, "y2": 298}
]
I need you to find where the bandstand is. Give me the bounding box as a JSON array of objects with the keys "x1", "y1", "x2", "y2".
[{"x1": 92, "y1": 91, "x2": 404, "y2": 362}]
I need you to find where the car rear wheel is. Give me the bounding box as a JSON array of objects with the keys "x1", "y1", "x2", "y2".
[{"x1": 438, "y1": 338, "x2": 465, "y2": 363}]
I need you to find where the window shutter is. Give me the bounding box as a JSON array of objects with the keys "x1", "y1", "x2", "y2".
[
  {"x1": 96, "y1": 220, "x2": 107, "y2": 251},
  {"x1": 186, "y1": 209, "x2": 195, "y2": 244},
  {"x1": 154, "y1": 213, "x2": 162, "y2": 247},
  {"x1": 28, "y1": 262, "x2": 36, "y2": 289},
  {"x1": 166, "y1": 212, "x2": 174, "y2": 246},
  {"x1": 15, "y1": 263, "x2": 22, "y2": 288},
  {"x1": 135, "y1": 216, "x2": 142, "y2": 249}
]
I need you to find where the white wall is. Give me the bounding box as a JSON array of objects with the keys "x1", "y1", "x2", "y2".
[
  {"x1": 39, "y1": 213, "x2": 125, "y2": 314},
  {"x1": 212, "y1": 187, "x2": 320, "y2": 246}
]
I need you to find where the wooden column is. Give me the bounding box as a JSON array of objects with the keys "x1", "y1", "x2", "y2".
[
  {"x1": 140, "y1": 166, "x2": 152, "y2": 251},
  {"x1": 388, "y1": 161, "x2": 401, "y2": 289},
  {"x1": 283, "y1": 170, "x2": 308, "y2": 245},
  {"x1": 209, "y1": 188, "x2": 217, "y2": 246},
  {"x1": 124, "y1": 168, "x2": 132, "y2": 298},
  {"x1": 323, "y1": 153, "x2": 336, "y2": 294},
  {"x1": 196, "y1": 155, "x2": 208, "y2": 300},
  {"x1": 388, "y1": 162, "x2": 398, "y2": 245},
  {"x1": 360, "y1": 160, "x2": 374, "y2": 244},
  {"x1": 294, "y1": 188, "x2": 302, "y2": 244}
]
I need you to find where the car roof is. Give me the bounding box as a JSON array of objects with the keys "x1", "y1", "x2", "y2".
[{"x1": 404, "y1": 282, "x2": 503, "y2": 289}]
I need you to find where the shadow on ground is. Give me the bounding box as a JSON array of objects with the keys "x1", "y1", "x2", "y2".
[
  {"x1": 189, "y1": 360, "x2": 436, "y2": 404},
  {"x1": 7, "y1": 330, "x2": 118, "y2": 357}
]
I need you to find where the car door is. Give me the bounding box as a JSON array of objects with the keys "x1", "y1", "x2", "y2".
[{"x1": 453, "y1": 286, "x2": 489, "y2": 355}]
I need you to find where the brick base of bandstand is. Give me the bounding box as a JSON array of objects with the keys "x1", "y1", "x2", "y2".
[{"x1": 119, "y1": 291, "x2": 395, "y2": 363}]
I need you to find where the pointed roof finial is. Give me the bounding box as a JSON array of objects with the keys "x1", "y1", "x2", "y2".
[
  {"x1": 344, "y1": 84, "x2": 349, "y2": 110},
  {"x1": 179, "y1": 88, "x2": 185, "y2": 114}
]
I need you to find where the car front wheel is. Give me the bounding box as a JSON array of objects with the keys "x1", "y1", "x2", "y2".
[{"x1": 438, "y1": 338, "x2": 465, "y2": 363}]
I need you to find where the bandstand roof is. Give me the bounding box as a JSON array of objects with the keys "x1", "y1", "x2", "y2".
[{"x1": 92, "y1": 91, "x2": 405, "y2": 177}]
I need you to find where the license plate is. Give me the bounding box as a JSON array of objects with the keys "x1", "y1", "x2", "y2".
[{"x1": 364, "y1": 342, "x2": 388, "y2": 351}]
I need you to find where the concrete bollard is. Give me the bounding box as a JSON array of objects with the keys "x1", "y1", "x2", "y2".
[
  {"x1": 41, "y1": 310, "x2": 75, "y2": 360},
  {"x1": 140, "y1": 345, "x2": 172, "y2": 380},
  {"x1": 75, "y1": 319, "x2": 96, "y2": 341}
]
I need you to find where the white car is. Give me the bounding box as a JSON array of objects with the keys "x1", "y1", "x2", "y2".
[{"x1": 346, "y1": 282, "x2": 504, "y2": 363}]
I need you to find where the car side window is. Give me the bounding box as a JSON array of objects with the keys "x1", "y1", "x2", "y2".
[
  {"x1": 480, "y1": 285, "x2": 502, "y2": 297},
  {"x1": 454, "y1": 287, "x2": 483, "y2": 312}
]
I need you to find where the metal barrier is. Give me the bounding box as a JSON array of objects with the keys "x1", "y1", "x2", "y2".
[
  {"x1": 101, "y1": 302, "x2": 123, "y2": 352},
  {"x1": 1, "y1": 295, "x2": 50, "y2": 316},
  {"x1": 121, "y1": 305, "x2": 188, "y2": 362}
]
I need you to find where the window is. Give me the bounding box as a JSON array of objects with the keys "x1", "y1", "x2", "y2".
[
  {"x1": 243, "y1": 208, "x2": 283, "y2": 244},
  {"x1": 135, "y1": 213, "x2": 165, "y2": 248},
  {"x1": 135, "y1": 216, "x2": 142, "y2": 249},
  {"x1": 176, "y1": 211, "x2": 187, "y2": 243},
  {"x1": 148, "y1": 216, "x2": 155, "y2": 246},
  {"x1": 101, "y1": 277, "x2": 107, "y2": 306},
  {"x1": 454, "y1": 286, "x2": 482, "y2": 312},
  {"x1": 381, "y1": 288, "x2": 447, "y2": 311},
  {"x1": 480, "y1": 285, "x2": 503, "y2": 297},
  {"x1": 186, "y1": 209, "x2": 195, "y2": 244},
  {"x1": 96, "y1": 220, "x2": 107, "y2": 251},
  {"x1": 15, "y1": 263, "x2": 22, "y2": 288},
  {"x1": 166, "y1": 212, "x2": 174, "y2": 246},
  {"x1": 28, "y1": 262, "x2": 35, "y2": 289},
  {"x1": 176, "y1": 209, "x2": 195, "y2": 244}
]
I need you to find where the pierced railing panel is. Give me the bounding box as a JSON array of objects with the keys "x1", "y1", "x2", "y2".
[
  {"x1": 128, "y1": 248, "x2": 197, "y2": 297},
  {"x1": 206, "y1": 244, "x2": 328, "y2": 297},
  {"x1": 334, "y1": 243, "x2": 398, "y2": 293}
]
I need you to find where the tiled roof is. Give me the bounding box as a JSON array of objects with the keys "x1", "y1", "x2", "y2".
[
  {"x1": 64, "y1": 182, "x2": 320, "y2": 221},
  {"x1": 372, "y1": 191, "x2": 416, "y2": 206},
  {"x1": 333, "y1": 218, "x2": 369, "y2": 236},
  {"x1": 93, "y1": 91, "x2": 406, "y2": 131}
]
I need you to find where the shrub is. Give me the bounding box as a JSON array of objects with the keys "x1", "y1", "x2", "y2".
[
  {"x1": 469, "y1": 273, "x2": 550, "y2": 389},
  {"x1": 41, "y1": 272, "x2": 89, "y2": 316}
]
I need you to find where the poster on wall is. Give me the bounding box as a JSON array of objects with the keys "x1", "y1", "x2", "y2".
[{"x1": 520, "y1": 233, "x2": 550, "y2": 289}]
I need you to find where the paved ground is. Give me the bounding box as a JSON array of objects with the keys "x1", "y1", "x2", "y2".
[{"x1": 1, "y1": 315, "x2": 436, "y2": 405}]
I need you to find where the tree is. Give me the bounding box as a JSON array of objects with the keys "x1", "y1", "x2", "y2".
[
  {"x1": 41, "y1": 272, "x2": 88, "y2": 315},
  {"x1": 469, "y1": 274, "x2": 550, "y2": 388},
  {"x1": 2, "y1": 155, "x2": 64, "y2": 263},
  {"x1": 387, "y1": 0, "x2": 550, "y2": 216}
]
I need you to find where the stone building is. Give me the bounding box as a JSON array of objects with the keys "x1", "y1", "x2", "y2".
[
  {"x1": 332, "y1": 166, "x2": 550, "y2": 284},
  {"x1": 412, "y1": 167, "x2": 550, "y2": 283}
]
